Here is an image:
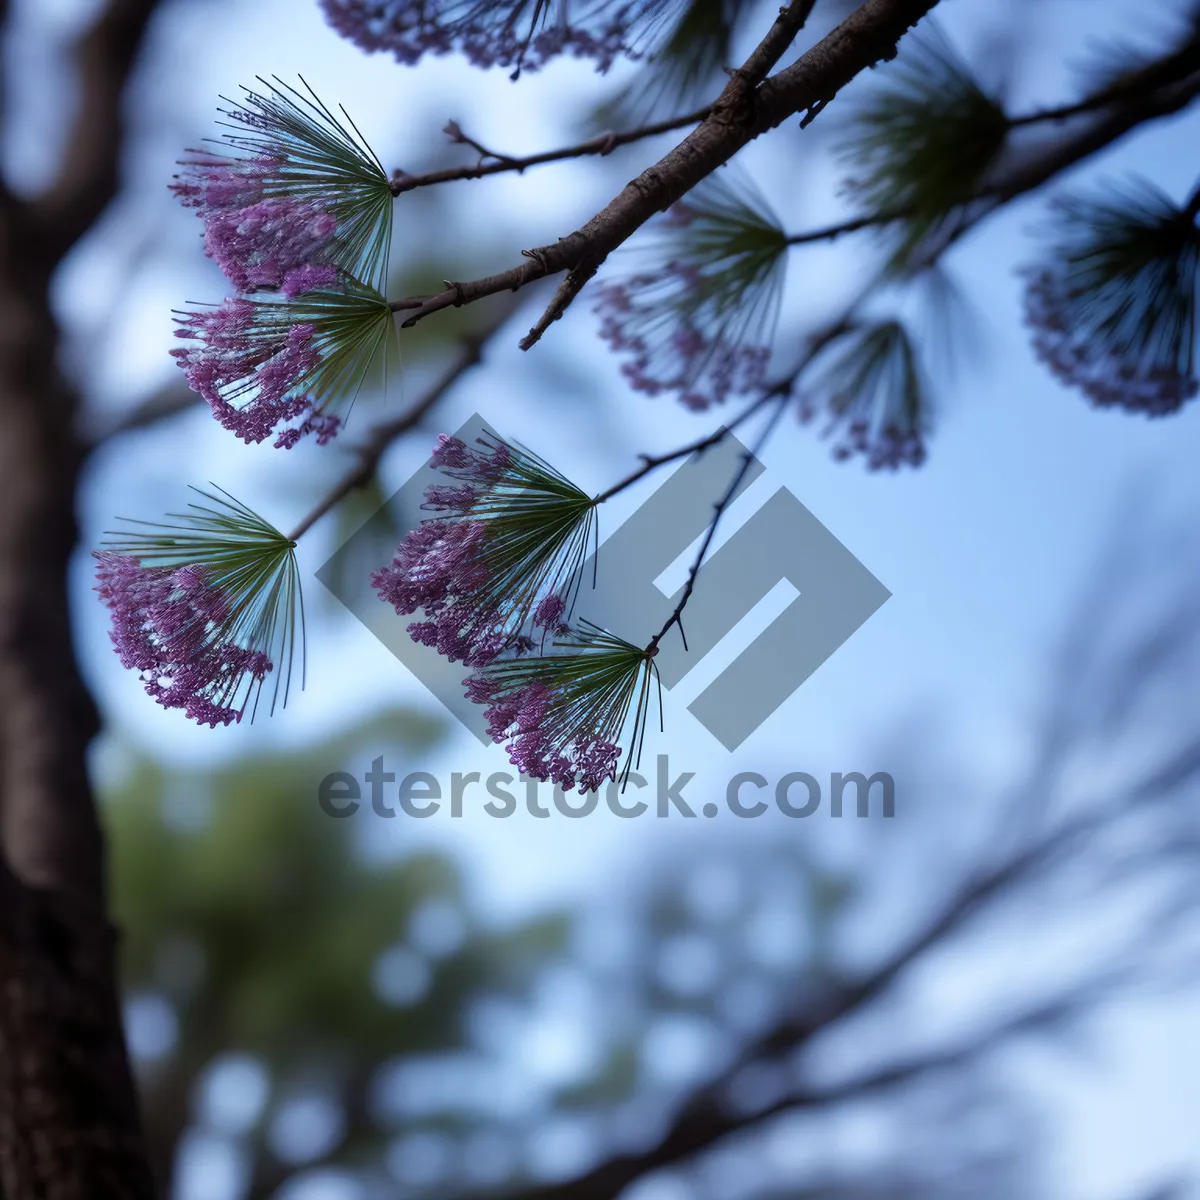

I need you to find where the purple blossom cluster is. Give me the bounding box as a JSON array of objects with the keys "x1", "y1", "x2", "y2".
[
  {"x1": 372, "y1": 435, "x2": 555, "y2": 667},
  {"x1": 170, "y1": 299, "x2": 341, "y2": 449},
  {"x1": 94, "y1": 553, "x2": 271, "y2": 728},
  {"x1": 797, "y1": 399, "x2": 927, "y2": 472},
  {"x1": 595, "y1": 264, "x2": 772, "y2": 412},
  {"x1": 172, "y1": 156, "x2": 342, "y2": 295},
  {"x1": 170, "y1": 135, "x2": 356, "y2": 449},
  {"x1": 373, "y1": 520, "x2": 504, "y2": 666},
  {"x1": 1023, "y1": 267, "x2": 1198, "y2": 417},
  {"x1": 429, "y1": 431, "x2": 511, "y2": 481},
  {"x1": 464, "y1": 675, "x2": 621, "y2": 793},
  {"x1": 203, "y1": 199, "x2": 339, "y2": 295},
  {"x1": 318, "y1": 0, "x2": 663, "y2": 75}
]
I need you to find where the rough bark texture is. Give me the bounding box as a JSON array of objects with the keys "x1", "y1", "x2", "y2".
[
  {"x1": 0, "y1": 198, "x2": 157, "y2": 1200},
  {"x1": 0, "y1": 0, "x2": 164, "y2": 1193}
]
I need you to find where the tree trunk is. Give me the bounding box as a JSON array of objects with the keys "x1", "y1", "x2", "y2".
[{"x1": 0, "y1": 195, "x2": 157, "y2": 1195}]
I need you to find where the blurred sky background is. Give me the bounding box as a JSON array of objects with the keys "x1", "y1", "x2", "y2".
[{"x1": 5, "y1": 0, "x2": 1200, "y2": 1194}]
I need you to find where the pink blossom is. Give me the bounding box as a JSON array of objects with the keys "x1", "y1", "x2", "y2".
[
  {"x1": 94, "y1": 553, "x2": 272, "y2": 727},
  {"x1": 170, "y1": 302, "x2": 337, "y2": 448}
]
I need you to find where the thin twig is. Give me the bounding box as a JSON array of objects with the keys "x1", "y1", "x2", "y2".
[
  {"x1": 285, "y1": 324, "x2": 500, "y2": 543},
  {"x1": 784, "y1": 210, "x2": 904, "y2": 244},
  {"x1": 646, "y1": 386, "x2": 792, "y2": 655},
  {"x1": 390, "y1": 108, "x2": 712, "y2": 194},
  {"x1": 592, "y1": 392, "x2": 782, "y2": 506},
  {"x1": 387, "y1": 0, "x2": 940, "y2": 335}
]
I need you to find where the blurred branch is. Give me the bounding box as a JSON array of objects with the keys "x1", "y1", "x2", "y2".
[
  {"x1": 907, "y1": 21, "x2": 1200, "y2": 265},
  {"x1": 285, "y1": 304, "x2": 517, "y2": 543},
  {"x1": 498, "y1": 533, "x2": 1200, "y2": 1200},
  {"x1": 28, "y1": 0, "x2": 162, "y2": 256},
  {"x1": 783, "y1": 23, "x2": 1200, "y2": 254},
  {"x1": 720, "y1": 962, "x2": 1138, "y2": 1138},
  {"x1": 84, "y1": 383, "x2": 201, "y2": 445}
]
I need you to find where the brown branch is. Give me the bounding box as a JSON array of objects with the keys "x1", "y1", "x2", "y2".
[
  {"x1": 389, "y1": 108, "x2": 713, "y2": 193},
  {"x1": 389, "y1": 0, "x2": 941, "y2": 338},
  {"x1": 394, "y1": 3, "x2": 1200, "y2": 351},
  {"x1": 495, "y1": 727, "x2": 1200, "y2": 1200},
  {"x1": 84, "y1": 383, "x2": 202, "y2": 445},
  {"x1": 28, "y1": 0, "x2": 161, "y2": 255},
  {"x1": 1007, "y1": 14, "x2": 1200, "y2": 129},
  {"x1": 728, "y1": 0, "x2": 820, "y2": 91}
]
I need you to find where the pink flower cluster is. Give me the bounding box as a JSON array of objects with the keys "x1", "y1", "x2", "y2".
[
  {"x1": 173, "y1": 155, "x2": 342, "y2": 297},
  {"x1": 171, "y1": 143, "x2": 352, "y2": 448},
  {"x1": 94, "y1": 553, "x2": 271, "y2": 728},
  {"x1": 170, "y1": 300, "x2": 340, "y2": 448},
  {"x1": 202, "y1": 198, "x2": 339, "y2": 295},
  {"x1": 1023, "y1": 267, "x2": 1198, "y2": 417},
  {"x1": 373, "y1": 520, "x2": 505, "y2": 666},
  {"x1": 428, "y1": 431, "x2": 512, "y2": 480},
  {"x1": 372, "y1": 435, "x2": 521, "y2": 666},
  {"x1": 595, "y1": 264, "x2": 771, "y2": 412},
  {"x1": 797, "y1": 400, "x2": 927, "y2": 472},
  {"x1": 318, "y1": 0, "x2": 659, "y2": 75},
  {"x1": 464, "y1": 675, "x2": 621, "y2": 794},
  {"x1": 372, "y1": 434, "x2": 573, "y2": 664},
  {"x1": 802, "y1": 405, "x2": 927, "y2": 471}
]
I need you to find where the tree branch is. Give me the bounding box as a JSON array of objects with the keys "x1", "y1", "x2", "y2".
[
  {"x1": 84, "y1": 383, "x2": 201, "y2": 445},
  {"x1": 390, "y1": 0, "x2": 940, "y2": 338},
  {"x1": 390, "y1": 108, "x2": 713, "y2": 194},
  {"x1": 591, "y1": 390, "x2": 784, "y2": 506},
  {"x1": 496, "y1": 721, "x2": 1200, "y2": 1200},
  {"x1": 285, "y1": 316, "x2": 509, "y2": 543}
]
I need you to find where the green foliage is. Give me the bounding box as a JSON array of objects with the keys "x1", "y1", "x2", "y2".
[
  {"x1": 662, "y1": 167, "x2": 789, "y2": 342},
  {"x1": 456, "y1": 434, "x2": 599, "y2": 627},
  {"x1": 104, "y1": 709, "x2": 570, "y2": 1178},
  {"x1": 219, "y1": 77, "x2": 395, "y2": 289},
  {"x1": 650, "y1": 0, "x2": 736, "y2": 98},
  {"x1": 838, "y1": 22, "x2": 1009, "y2": 266},
  {"x1": 103, "y1": 486, "x2": 305, "y2": 716},
  {"x1": 236, "y1": 275, "x2": 395, "y2": 423},
  {"x1": 1033, "y1": 178, "x2": 1199, "y2": 376},
  {"x1": 801, "y1": 319, "x2": 931, "y2": 467},
  {"x1": 478, "y1": 619, "x2": 660, "y2": 786}
]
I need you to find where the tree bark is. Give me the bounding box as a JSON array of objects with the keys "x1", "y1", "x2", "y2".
[
  {"x1": 0, "y1": 197, "x2": 157, "y2": 1196},
  {"x1": 0, "y1": 0, "x2": 164, "y2": 1190}
]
